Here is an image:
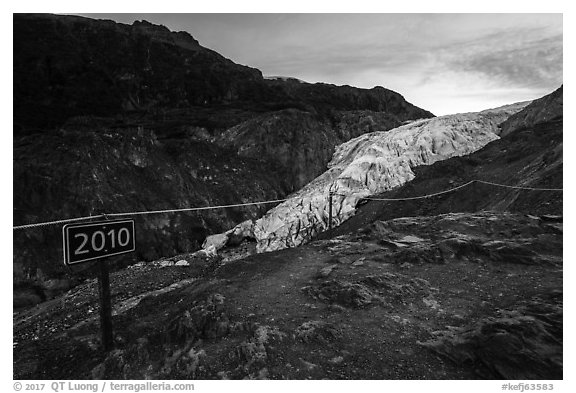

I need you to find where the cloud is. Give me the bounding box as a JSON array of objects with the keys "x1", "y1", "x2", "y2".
[
  {"x1": 258, "y1": 23, "x2": 562, "y2": 93},
  {"x1": 430, "y1": 29, "x2": 562, "y2": 90}
]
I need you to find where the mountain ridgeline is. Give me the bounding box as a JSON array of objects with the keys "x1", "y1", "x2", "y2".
[
  {"x1": 14, "y1": 14, "x2": 432, "y2": 135},
  {"x1": 13, "y1": 13, "x2": 433, "y2": 296}
]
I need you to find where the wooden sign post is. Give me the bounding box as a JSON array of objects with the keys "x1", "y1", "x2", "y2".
[
  {"x1": 97, "y1": 258, "x2": 114, "y2": 351},
  {"x1": 328, "y1": 192, "x2": 334, "y2": 230},
  {"x1": 62, "y1": 219, "x2": 136, "y2": 352}
]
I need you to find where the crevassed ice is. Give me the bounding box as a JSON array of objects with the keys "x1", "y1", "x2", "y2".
[{"x1": 249, "y1": 103, "x2": 529, "y2": 253}]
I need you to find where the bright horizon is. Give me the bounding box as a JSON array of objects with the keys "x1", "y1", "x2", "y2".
[{"x1": 76, "y1": 13, "x2": 562, "y2": 116}]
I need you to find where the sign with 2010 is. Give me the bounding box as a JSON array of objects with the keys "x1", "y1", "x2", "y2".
[{"x1": 62, "y1": 219, "x2": 135, "y2": 265}]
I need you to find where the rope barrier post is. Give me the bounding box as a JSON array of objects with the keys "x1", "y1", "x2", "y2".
[
  {"x1": 97, "y1": 257, "x2": 114, "y2": 352},
  {"x1": 328, "y1": 191, "x2": 333, "y2": 230}
]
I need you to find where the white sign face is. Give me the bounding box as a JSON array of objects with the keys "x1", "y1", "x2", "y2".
[{"x1": 62, "y1": 219, "x2": 135, "y2": 265}]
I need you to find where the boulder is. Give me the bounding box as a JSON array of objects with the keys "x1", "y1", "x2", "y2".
[
  {"x1": 294, "y1": 321, "x2": 341, "y2": 343},
  {"x1": 226, "y1": 220, "x2": 254, "y2": 246},
  {"x1": 202, "y1": 220, "x2": 255, "y2": 254},
  {"x1": 202, "y1": 233, "x2": 229, "y2": 252},
  {"x1": 158, "y1": 260, "x2": 173, "y2": 268}
]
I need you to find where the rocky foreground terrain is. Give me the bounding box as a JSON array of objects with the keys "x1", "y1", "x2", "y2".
[
  {"x1": 13, "y1": 88, "x2": 562, "y2": 379},
  {"x1": 13, "y1": 211, "x2": 562, "y2": 379}
]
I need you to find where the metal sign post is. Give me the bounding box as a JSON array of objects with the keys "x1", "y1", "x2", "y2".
[{"x1": 62, "y1": 219, "x2": 135, "y2": 352}]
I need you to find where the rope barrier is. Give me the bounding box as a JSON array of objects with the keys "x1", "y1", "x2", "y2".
[
  {"x1": 13, "y1": 198, "x2": 289, "y2": 230},
  {"x1": 12, "y1": 179, "x2": 562, "y2": 231},
  {"x1": 362, "y1": 179, "x2": 562, "y2": 202},
  {"x1": 12, "y1": 214, "x2": 108, "y2": 230},
  {"x1": 363, "y1": 179, "x2": 562, "y2": 202},
  {"x1": 105, "y1": 199, "x2": 289, "y2": 218},
  {"x1": 474, "y1": 180, "x2": 563, "y2": 192},
  {"x1": 361, "y1": 180, "x2": 476, "y2": 201}
]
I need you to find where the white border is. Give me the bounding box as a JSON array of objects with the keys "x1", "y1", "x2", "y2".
[{"x1": 5, "y1": 2, "x2": 572, "y2": 390}]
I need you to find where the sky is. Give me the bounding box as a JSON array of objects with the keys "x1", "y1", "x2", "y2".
[{"x1": 77, "y1": 13, "x2": 560, "y2": 116}]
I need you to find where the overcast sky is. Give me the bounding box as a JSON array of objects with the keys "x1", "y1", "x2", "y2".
[{"x1": 80, "y1": 13, "x2": 562, "y2": 115}]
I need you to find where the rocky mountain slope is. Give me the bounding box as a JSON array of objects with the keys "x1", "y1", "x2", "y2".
[
  {"x1": 13, "y1": 128, "x2": 285, "y2": 282},
  {"x1": 14, "y1": 14, "x2": 262, "y2": 133},
  {"x1": 500, "y1": 86, "x2": 563, "y2": 137},
  {"x1": 13, "y1": 13, "x2": 432, "y2": 299},
  {"x1": 216, "y1": 109, "x2": 402, "y2": 190},
  {"x1": 14, "y1": 13, "x2": 432, "y2": 136},
  {"x1": 250, "y1": 102, "x2": 529, "y2": 253}
]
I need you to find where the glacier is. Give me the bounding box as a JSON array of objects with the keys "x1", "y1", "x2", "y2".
[{"x1": 252, "y1": 102, "x2": 529, "y2": 252}]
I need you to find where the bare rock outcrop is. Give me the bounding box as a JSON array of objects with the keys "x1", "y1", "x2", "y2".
[
  {"x1": 202, "y1": 220, "x2": 255, "y2": 253},
  {"x1": 500, "y1": 86, "x2": 562, "y2": 137}
]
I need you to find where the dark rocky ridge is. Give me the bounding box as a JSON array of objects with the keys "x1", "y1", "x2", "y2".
[
  {"x1": 500, "y1": 85, "x2": 563, "y2": 137},
  {"x1": 14, "y1": 14, "x2": 262, "y2": 133},
  {"x1": 14, "y1": 13, "x2": 432, "y2": 135},
  {"x1": 13, "y1": 13, "x2": 432, "y2": 300}
]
